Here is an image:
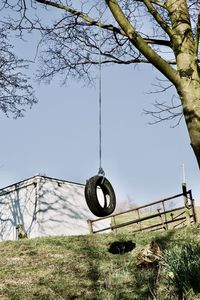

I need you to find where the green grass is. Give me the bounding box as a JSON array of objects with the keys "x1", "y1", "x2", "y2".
[{"x1": 1, "y1": 226, "x2": 200, "y2": 299}]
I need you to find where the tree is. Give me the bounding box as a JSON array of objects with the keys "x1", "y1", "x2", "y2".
[
  {"x1": 3, "y1": 0, "x2": 200, "y2": 167},
  {"x1": 0, "y1": 24, "x2": 36, "y2": 117}
]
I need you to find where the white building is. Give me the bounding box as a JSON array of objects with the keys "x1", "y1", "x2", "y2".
[{"x1": 0, "y1": 175, "x2": 110, "y2": 240}]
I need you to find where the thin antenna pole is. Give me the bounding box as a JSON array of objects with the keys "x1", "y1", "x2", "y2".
[{"x1": 182, "y1": 163, "x2": 186, "y2": 183}]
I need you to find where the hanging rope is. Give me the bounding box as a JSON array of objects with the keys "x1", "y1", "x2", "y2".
[
  {"x1": 98, "y1": 2, "x2": 105, "y2": 177},
  {"x1": 84, "y1": 1, "x2": 116, "y2": 217}
]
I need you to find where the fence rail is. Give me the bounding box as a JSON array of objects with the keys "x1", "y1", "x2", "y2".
[{"x1": 87, "y1": 184, "x2": 198, "y2": 234}]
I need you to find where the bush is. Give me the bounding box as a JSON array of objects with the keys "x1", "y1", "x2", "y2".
[{"x1": 164, "y1": 242, "x2": 200, "y2": 296}]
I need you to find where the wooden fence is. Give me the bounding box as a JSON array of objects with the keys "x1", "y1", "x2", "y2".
[{"x1": 87, "y1": 184, "x2": 198, "y2": 234}]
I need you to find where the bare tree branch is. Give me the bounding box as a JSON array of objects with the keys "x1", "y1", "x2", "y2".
[
  {"x1": 0, "y1": 25, "x2": 37, "y2": 117},
  {"x1": 34, "y1": 0, "x2": 171, "y2": 47},
  {"x1": 1, "y1": 0, "x2": 200, "y2": 166},
  {"x1": 142, "y1": 0, "x2": 173, "y2": 37},
  {"x1": 135, "y1": 0, "x2": 166, "y2": 8},
  {"x1": 144, "y1": 98, "x2": 183, "y2": 127}
]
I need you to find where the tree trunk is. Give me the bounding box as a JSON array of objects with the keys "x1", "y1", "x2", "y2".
[
  {"x1": 165, "y1": 0, "x2": 200, "y2": 169},
  {"x1": 177, "y1": 79, "x2": 200, "y2": 169}
]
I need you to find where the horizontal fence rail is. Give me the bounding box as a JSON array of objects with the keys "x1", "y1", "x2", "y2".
[{"x1": 87, "y1": 185, "x2": 197, "y2": 234}]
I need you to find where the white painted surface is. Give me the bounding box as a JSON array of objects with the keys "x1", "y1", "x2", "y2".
[{"x1": 0, "y1": 175, "x2": 111, "y2": 240}]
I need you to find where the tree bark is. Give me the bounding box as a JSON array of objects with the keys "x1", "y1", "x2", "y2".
[
  {"x1": 165, "y1": 0, "x2": 200, "y2": 168},
  {"x1": 177, "y1": 79, "x2": 200, "y2": 169}
]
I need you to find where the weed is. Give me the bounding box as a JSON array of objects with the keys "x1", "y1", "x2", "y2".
[{"x1": 164, "y1": 242, "x2": 200, "y2": 298}]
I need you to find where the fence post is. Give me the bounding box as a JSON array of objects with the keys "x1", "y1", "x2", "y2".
[
  {"x1": 182, "y1": 183, "x2": 191, "y2": 226},
  {"x1": 162, "y1": 201, "x2": 168, "y2": 230},
  {"x1": 111, "y1": 216, "x2": 118, "y2": 233},
  {"x1": 87, "y1": 220, "x2": 93, "y2": 234},
  {"x1": 157, "y1": 208, "x2": 166, "y2": 230},
  {"x1": 137, "y1": 209, "x2": 142, "y2": 231},
  {"x1": 188, "y1": 190, "x2": 198, "y2": 224}
]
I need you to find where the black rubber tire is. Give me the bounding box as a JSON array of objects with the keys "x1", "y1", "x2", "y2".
[{"x1": 85, "y1": 175, "x2": 116, "y2": 217}]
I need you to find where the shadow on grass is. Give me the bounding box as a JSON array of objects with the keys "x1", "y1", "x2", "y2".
[{"x1": 152, "y1": 229, "x2": 176, "y2": 250}]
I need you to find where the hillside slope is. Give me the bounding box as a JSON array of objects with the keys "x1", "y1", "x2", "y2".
[{"x1": 1, "y1": 226, "x2": 200, "y2": 300}]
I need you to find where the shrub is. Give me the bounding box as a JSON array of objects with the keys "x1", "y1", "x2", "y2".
[{"x1": 164, "y1": 242, "x2": 200, "y2": 296}]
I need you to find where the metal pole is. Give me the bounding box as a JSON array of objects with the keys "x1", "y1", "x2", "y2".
[
  {"x1": 182, "y1": 163, "x2": 186, "y2": 183},
  {"x1": 182, "y1": 183, "x2": 191, "y2": 226}
]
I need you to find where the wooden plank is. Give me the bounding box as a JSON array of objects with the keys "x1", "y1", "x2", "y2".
[
  {"x1": 89, "y1": 192, "x2": 188, "y2": 222},
  {"x1": 89, "y1": 189, "x2": 195, "y2": 234},
  {"x1": 92, "y1": 208, "x2": 189, "y2": 234},
  {"x1": 130, "y1": 216, "x2": 187, "y2": 233}
]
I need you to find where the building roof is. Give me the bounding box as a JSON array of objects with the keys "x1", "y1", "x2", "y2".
[{"x1": 0, "y1": 174, "x2": 85, "y2": 195}]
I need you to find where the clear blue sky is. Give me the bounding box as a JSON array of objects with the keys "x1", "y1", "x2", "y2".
[
  {"x1": 0, "y1": 3, "x2": 199, "y2": 209},
  {"x1": 0, "y1": 58, "x2": 199, "y2": 208}
]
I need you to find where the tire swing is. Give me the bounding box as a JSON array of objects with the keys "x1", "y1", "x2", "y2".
[
  {"x1": 85, "y1": 175, "x2": 116, "y2": 218},
  {"x1": 85, "y1": 7, "x2": 116, "y2": 217}
]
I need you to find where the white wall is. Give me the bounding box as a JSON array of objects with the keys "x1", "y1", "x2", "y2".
[
  {"x1": 0, "y1": 175, "x2": 111, "y2": 240},
  {"x1": 0, "y1": 179, "x2": 38, "y2": 240}
]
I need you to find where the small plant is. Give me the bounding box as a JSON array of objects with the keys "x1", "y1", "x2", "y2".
[
  {"x1": 164, "y1": 242, "x2": 200, "y2": 297},
  {"x1": 16, "y1": 224, "x2": 28, "y2": 239}
]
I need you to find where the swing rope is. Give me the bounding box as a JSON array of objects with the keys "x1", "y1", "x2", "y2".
[
  {"x1": 84, "y1": 2, "x2": 116, "y2": 217},
  {"x1": 98, "y1": 2, "x2": 105, "y2": 177}
]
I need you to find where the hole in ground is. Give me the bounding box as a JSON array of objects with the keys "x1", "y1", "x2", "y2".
[{"x1": 108, "y1": 241, "x2": 136, "y2": 255}]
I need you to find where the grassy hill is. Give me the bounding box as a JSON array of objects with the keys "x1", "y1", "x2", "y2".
[{"x1": 1, "y1": 226, "x2": 200, "y2": 300}]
